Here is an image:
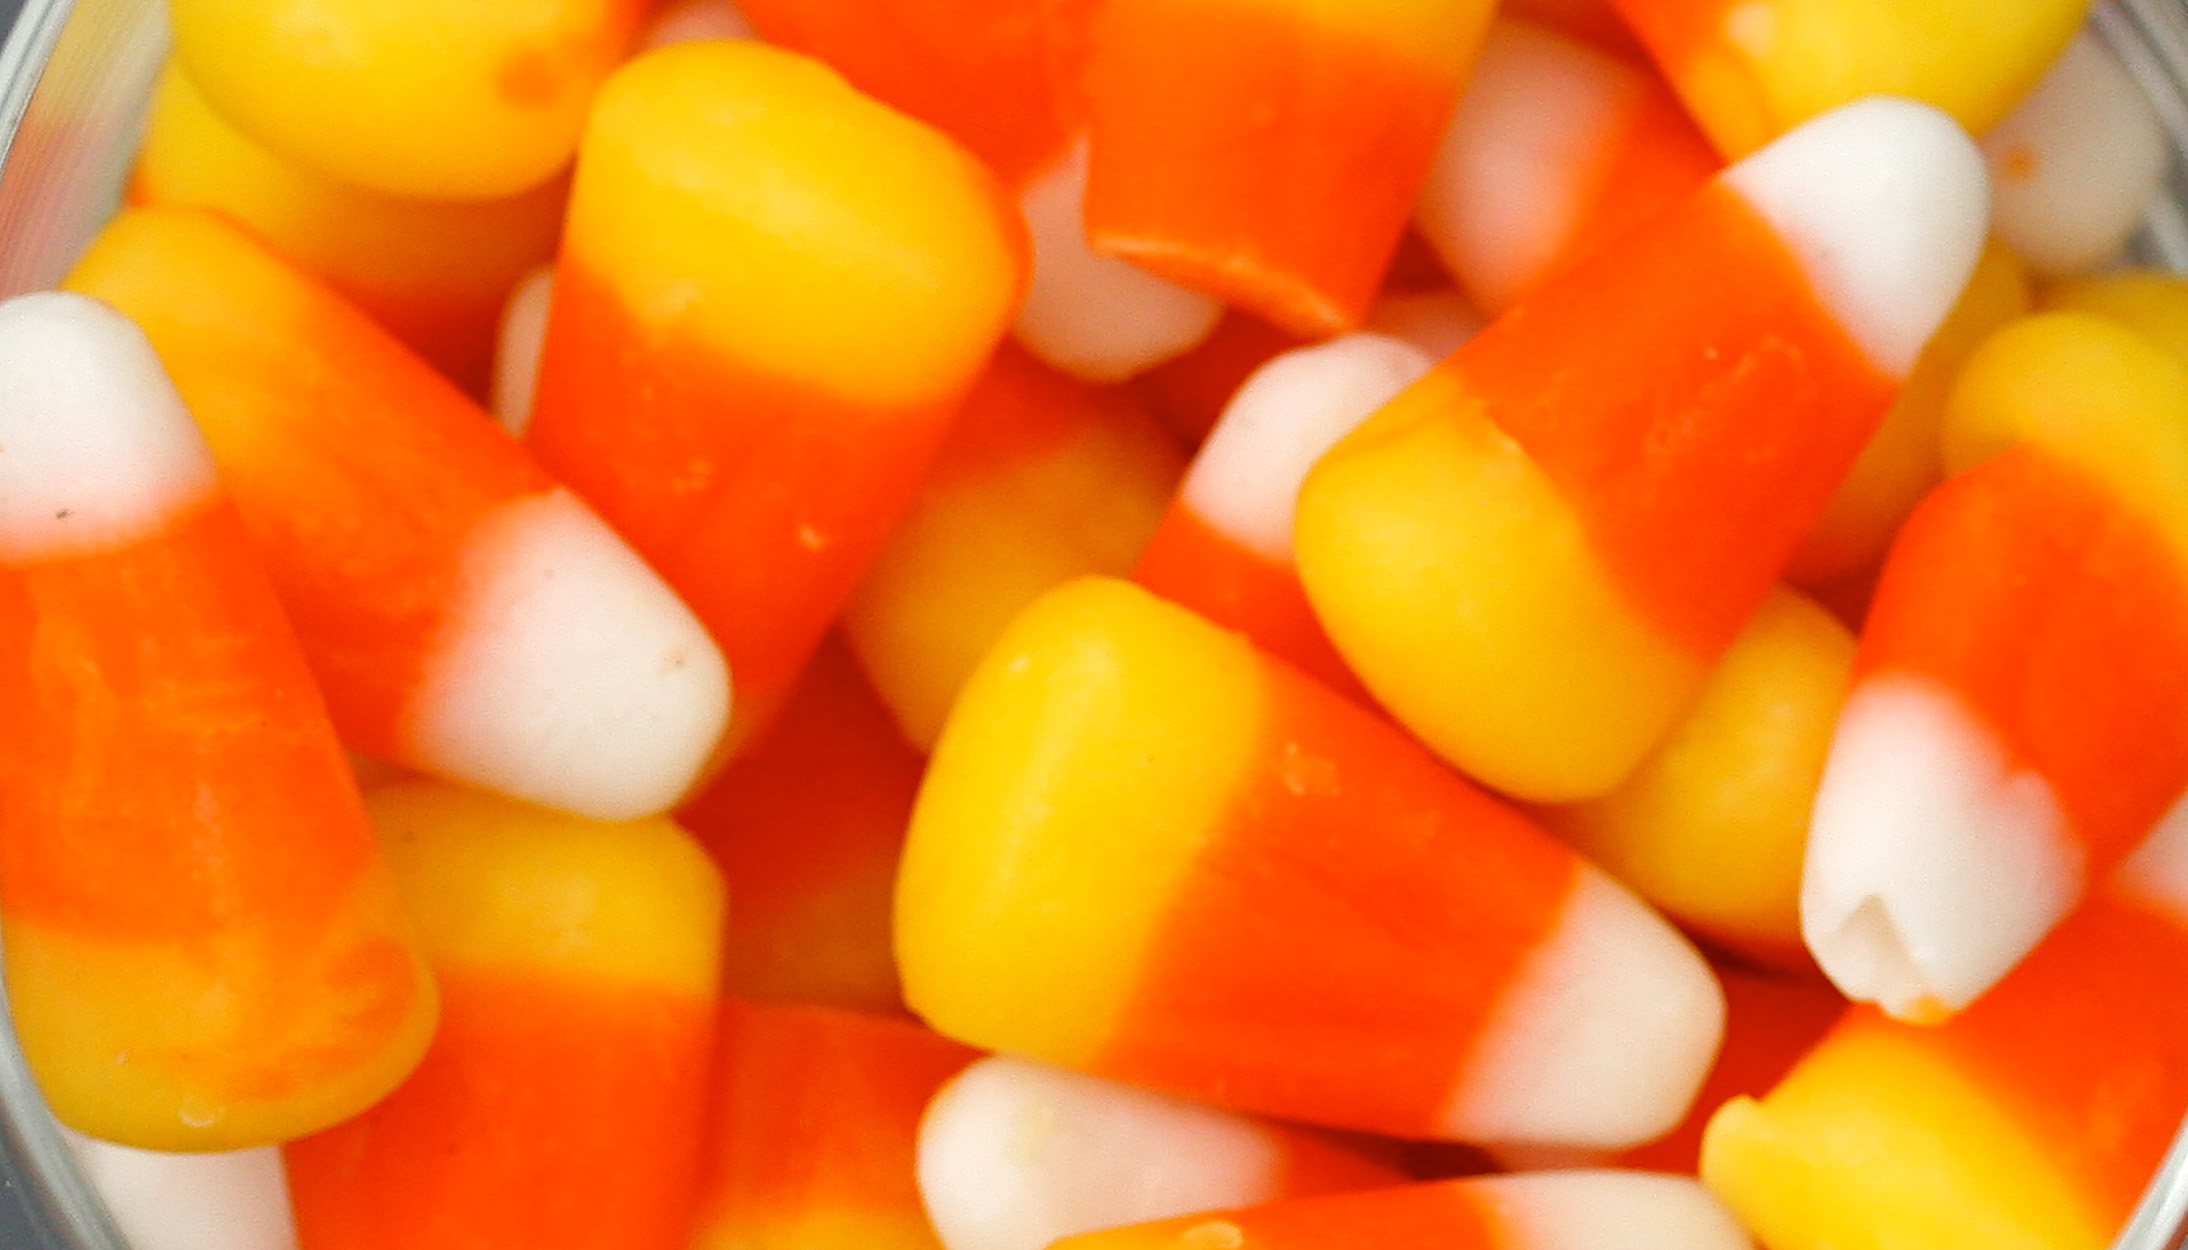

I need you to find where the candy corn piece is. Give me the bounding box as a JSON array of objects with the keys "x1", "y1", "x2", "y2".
[
  {"x1": 1606, "y1": 0, "x2": 2088, "y2": 157},
  {"x1": 128, "y1": 63, "x2": 567, "y2": 395},
  {"x1": 1981, "y1": 31, "x2": 2169, "y2": 278},
  {"x1": 676, "y1": 633, "x2": 923, "y2": 1015},
  {"x1": 1784, "y1": 239, "x2": 2031, "y2": 594},
  {"x1": 692, "y1": 1002, "x2": 977, "y2": 1250},
  {"x1": 285, "y1": 779, "x2": 725, "y2": 1250},
  {"x1": 0, "y1": 292, "x2": 435, "y2": 1150},
  {"x1": 165, "y1": 0, "x2": 646, "y2": 199},
  {"x1": 897, "y1": 577, "x2": 1724, "y2": 1149},
  {"x1": 1414, "y1": 17, "x2": 1720, "y2": 316},
  {"x1": 61, "y1": 1132, "x2": 297, "y2": 1250},
  {"x1": 1803, "y1": 313, "x2": 2188, "y2": 1017},
  {"x1": 66, "y1": 207, "x2": 730, "y2": 822},
  {"x1": 1294, "y1": 98, "x2": 1987, "y2": 803},
  {"x1": 919, "y1": 1056, "x2": 1405, "y2": 1250},
  {"x1": 1704, "y1": 851, "x2": 2188, "y2": 1250},
  {"x1": 525, "y1": 40, "x2": 1022, "y2": 757},
  {"x1": 843, "y1": 345, "x2": 1185, "y2": 751},
  {"x1": 1133, "y1": 333, "x2": 1432, "y2": 699},
  {"x1": 1138, "y1": 311, "x2": 1311, "y2": 449},
  {"x1": 1540, "y1": 585, "x2": 1854, "y2": 962},
  {"x1": 1043, "y1": 1171, "x2": 1753, "y2": 1250},
  {"x1": 1081, "y1": 0, "x2": 1495, "y2": 335},
  {"x1": 1014, "y1": 138, "x2": 1224, "y2": 382}
]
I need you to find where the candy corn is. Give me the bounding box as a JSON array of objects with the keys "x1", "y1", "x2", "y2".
[
  {"x1": 66, "y1": 206, "x2": 731, "y2": 822},
  {"x1": 1294, "y1": 97, "x2": 1986, "y2": 802},
  {"x1": 61, "y1": 1132, "x2": 297, "y2": 1250},
  {"x1": 525, "y1": 40, "x2": 1022, "y2": 757},
  {"x1": 0, "y1": 292, "x2": 435, "y2": 1150},
  {"x1": 897, "y1": 577, "x2": 1723, "y2": 1149},
  {"x1": 285, "y1": 779, "x2": 725, "y2": 1250}
]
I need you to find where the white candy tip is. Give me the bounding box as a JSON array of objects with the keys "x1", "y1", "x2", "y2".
[
  {"x1": 0, "y1": 291, "x2": 220, "y2": 560},
  {"x1": 1801, "y1": 675, "x2": 2083, "y2": 1018},
  {"x1": 490, "y1": 266, "x2": 555, "y2": 437},
  {"x1": 1442, "y1": 868, "x2": 1724, "y2": 1150},
  {"x1": 1013, "y1": 141, "x2": 1224, "y2": 382},
  {"x1": 1722, "y1": 97, "x2": 1989, "y2": 380},
  {"x1": 63, "y1": 1131, "x2": 299, "y2": 1250},
  {"x1": 1183, "y1": 333, "x2": 1433, "y2": 561},
  {"x1": 917, "y1": 1056, "x2": 1286, "y2": 1250},
  {"x1": 1474, "y1": 1170, "x2": 1755, "y2": 1250},
  {"x1": 408, "y1": 488, "x2": 731, "y2": 820}
]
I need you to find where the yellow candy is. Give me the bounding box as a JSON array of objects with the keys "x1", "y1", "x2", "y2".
[
  {"x1": 1540, "y1": 585, "x2": 1853, "y2": 959},
  {"x1": 167, "y1": 0, "x2": 644, "y2": 200},
  {"x1": 2041, "y1": 269, "x2": 2188, "y2": 367}
]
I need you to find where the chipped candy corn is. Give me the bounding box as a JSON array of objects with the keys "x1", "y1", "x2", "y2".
[
  {"x1": 65, "y1": 206, "x2": 731, "y2": 822},
  {"x1": 525, "y1": 39, "x2": 1022, "y2": 758},
  {"x1": 1804, "y1": 312, "x2": 2188, "y2": 1017},
  {"x1": 0, "y1": 292, "x2": 436, "y2": 1151},
  {"x1": 1041, "y1": 1171, "x2": 1755, "y2": 1250},
  {"x1": 896, "y1": 576, "x2": 1724, "y2": 1150},
  {"x1": 692, "y1": 1002, "x2": 976, "y2": 1250},
  {"x1": 918, "y1": 1056, "x2": 1404, "y2": 1250},
  {"x1": 1294, "y1": 96, "x2": 1985, "y2": 802},
  {"x1": 165, "y1": 0, "x2": 647, "y2": 200},
  {"x1": 1082, "y1": 0, "x2": 1495, "y2": 335},
  {"x1": 285, "y1": 779, "x2": 726, "y2": 1250}
]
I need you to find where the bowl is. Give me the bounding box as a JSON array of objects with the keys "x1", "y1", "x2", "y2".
[{"x1": 0, "y1": 0, "x2": 2183, "y2": 1247}]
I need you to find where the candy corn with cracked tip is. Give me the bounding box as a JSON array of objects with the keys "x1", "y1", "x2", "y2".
[
  {"x1": 1704, "y1": 852, "x2": 2188, "y2": 1250},
  {"x1": 1042, "y1": 1170, "x2": 1754, "y2": 1250},
  {"x1": 127, "y1": 63, "x2": 567, "y2": 396},
  {"x1": 1784, "y1": 239, "x2": 2031, "y2": 595},
  {"x1": 65, "y1": 207, "x2": 731, "y2": 823},
  {"x1": 165, "y1": 0, "x2": 648, "y2": 200},
  {"x1": 676, "y1": 633, "x2": 922, "y2": 1015},
  {"x1": 525, "y1": 40, "x2": 1023, "y2": 759},
  {"x1": 919, "y1": 1056, "x2": 1405, "y2": 1250},
  {"x1": 61, "y1": 1132, "x2": 297, "y2": 1250},
  {"x1": 1293, "y1": 97, "x2": 1986, "y2": 803},
  {"x1": 1606, "y1": 0, "x2": 2089, "y2": 157},
  {"x1": 843, "y1": 345, "x2": 1185, "y2": 752},
  {"x1": 1539, "y1": 585, "x2": 1854, "y2": 962},
  {"x1": 0, "y1": 291, "x2": 436, "y2": 1151},
  {"x1": 1803, "y1": 313, "x2": 2188, "y2": 1019},
  {"x1": 1981, "y1": 32, "x2": 2169, "y2": 279},
  {"x1": 1133, "y1": 333, "x2": 1433, "y2": 699},
  {"x1": 1414, "y1": 17, "x2": 1719, "y2": 317},
  {"x1": 1082, "y1": 0, "x2": 1495, "y2": 336},
  {"x1": 691, "y1": 1002, "x2": 977, "y2": 1250},
  {"x1": 896, "y1": 576, "x2": 1724, "y2": 1149},
  {"x1": 285, "y1": 779, "x2": 725, "y2": 1250}
]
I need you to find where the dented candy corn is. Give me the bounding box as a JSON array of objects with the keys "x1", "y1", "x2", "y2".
[
  {"x1": 526, "y1": 39, "x2": 1022, "y2": 758},
  {"x1": 1294, "y1": 96, "x2": 1986, "y2": 803},
  {"x1": 285, "y1": 780, "x2": 726, "y2": 1250},
  {"x1": 65, "y1": 206, "x2": 731, "y2": 822},
  {"x1": 0, "y1": 292, "x2": 436, "y2": 1151},
  {"x1": 896, "y1": 576, "x2": 1724, "y2": 1150}
]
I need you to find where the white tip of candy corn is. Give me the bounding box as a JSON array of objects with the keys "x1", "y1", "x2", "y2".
[
  {"x1": 1721, "y1": 96, "x2": 1989, "y2": 381},
  {"x1": 409, "y1": 487, "x2": 731, "y2": 821},
  {"x1": 62, "y1": 1131, "x2": 298, "y2": 1250},
  {"x1": 1014, "y1": 140, "x2": 1225, "y2": 382},
  {"x1": 1473, "y1": 1170, "x2": 1754, "y2": 1250},
  {"x1": 1982, "y1": 32, "x2": 2168, "y2": 278},
  {"x1": 1441, "y1": 867, "x2": 1724, "y2": 1150},
  {"x1": 0, "y1": 291, "x2": 219, "y2": 561},
  {"x1": 2108, "y1": 787, "x2": 2188, "y2": 921},
  {"x1": 1414, "y1": 18, "x2": 1641, "y2": 314},
  {"x1": 918, "y1": 1056, "x2": 1289, "y2": 1250},
  {"x1": 1183, "y1": 333, "x2": 1433, "y2": 562},
  {"x1": 491, "y1": 265, "x2": 555, "y2": 437},
  {"x1": 641, "y1": 0, "x2": 756, "y2": 47},
  {"x1": 1802, "y1": 674, "x2": 2083, "y2": 1019}
]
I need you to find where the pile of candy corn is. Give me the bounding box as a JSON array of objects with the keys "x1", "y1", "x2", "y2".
[{"x1": 3, "y1": 0, "x2": 2187, "y2": 1248}]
